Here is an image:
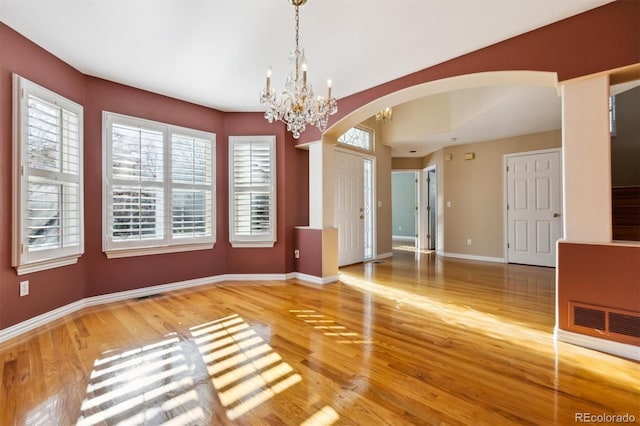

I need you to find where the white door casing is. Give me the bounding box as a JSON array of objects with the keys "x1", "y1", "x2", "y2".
[
  {"x1": 506, "y1": 149, "x2": 562, "y2": 267},
  {"x1": 335, "y1": 151, "x2": 364, "y2": 266}
]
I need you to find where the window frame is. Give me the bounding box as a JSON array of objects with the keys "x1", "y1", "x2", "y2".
[
  {"x1": 228, "y1": 135, "x2": 277, "y2": 248},
  {"x1": 102, "y1": 111, "x2": 216, "y2": 258},
  {"x1": 12, "y1": 74, "x2": 85, "y2": 275},
  {"x1": 337, "y1": 126, "x2": 374, "y2": 153}
]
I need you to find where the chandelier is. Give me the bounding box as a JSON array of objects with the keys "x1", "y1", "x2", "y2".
[{"x1": 260, "y1": 0, "x2": 337, "y2": 139}]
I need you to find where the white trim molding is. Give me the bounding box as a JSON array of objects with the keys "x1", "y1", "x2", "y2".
[
  {"x1": 294, "y1": 273, "x2": 339, "y2": 285},
  {"x1": 0, "y1": 272, "x2": 330, "y2": 345},
  {"x1": 376, "y1": 252, "x2": 393, "y2": 260},
  {"x1": 556, "y1": 328, "x2": 640, "y2": 361},
  {"x1": 440, "y1": 252, "x2": 505, "y2": 263}
]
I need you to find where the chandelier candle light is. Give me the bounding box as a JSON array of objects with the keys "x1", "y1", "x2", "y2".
[{"x1": 260, "y1": 0, "x2": 337, "y2": 139}]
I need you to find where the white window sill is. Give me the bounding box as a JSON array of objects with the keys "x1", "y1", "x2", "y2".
[
  {"x1": 105, "y1": 242, "x2": 215, "y2": 259},
  {"x1": 16, "y1": 254, "x2": 81, "y2": 275},
  {"x1": 230, "y1": 241, "x2": 275, "y2": 248}
]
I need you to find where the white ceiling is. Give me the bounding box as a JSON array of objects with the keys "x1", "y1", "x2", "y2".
[{"x1": 0, "y1": 0, "x2": 613, "y2": 154}]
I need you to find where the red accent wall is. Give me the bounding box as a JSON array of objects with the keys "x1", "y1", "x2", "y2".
[
  {"x1": 295, "y1": 228, "x2": 323, "y2": 278},
  {"x1": 296, "y1": 0, "x2": 640, "y2": 145},
  {"x1": 223, "y1": 113, "x2": 309, "y2": 274},
  {"x1": 557, "y1": 242, "x2": 640, "y2": 334},
  {"x1": 0, "y1": 24, "x2": 88, "y2": 330},
  {"x1": 82, "y1": 77, "x2": 228, "y2": 297}
]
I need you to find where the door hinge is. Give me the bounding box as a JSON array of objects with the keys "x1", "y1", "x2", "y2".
[
  {"x1": 506, "y1": 166, "x2": 509, "y2": 172},
  {"x1": 507, "y1": 204, "x2": 510, "y2": 210},
  {"x1": 415, "y1": 206, "x2": 418, "y2": 211},
  {"x1": 507, "y1": 243, "x2": 510, "y2": 248}
]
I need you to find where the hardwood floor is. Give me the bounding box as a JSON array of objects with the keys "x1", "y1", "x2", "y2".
[{"x1": 1, "y1": 250, "x2": 638, "y2": 425}]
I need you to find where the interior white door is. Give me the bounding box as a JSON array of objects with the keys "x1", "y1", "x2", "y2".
[
  {"x1": 507, "y1": 150, "x2": 562, "y2": 267},
  {"x1": 335, "y1": 151, "x2": 364, "y2": 266}
]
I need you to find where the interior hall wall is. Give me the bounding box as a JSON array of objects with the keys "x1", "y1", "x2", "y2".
[
  {"x1": 442, "y1": 130, "x2": 561, "y2": 259},
  {"x1": 365, "y1": 118, "x2": 393, "y2": 257}
]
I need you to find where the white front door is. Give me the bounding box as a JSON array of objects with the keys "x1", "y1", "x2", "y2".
[
  {"x1": 506, "y1": 150, "x2": 562, "y2": 267},
  {"x1": 335, "y1": 151, "x2": 364, "y2": 266}
]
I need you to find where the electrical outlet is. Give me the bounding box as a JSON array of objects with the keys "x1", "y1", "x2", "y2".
[
  {"x1": 294, "y1": 249, "x2": 300, "y2": 259},
  {"x1": 20, "y1": 280, "x2": 29, "y2": 297},
  {"x1": 467, "y1": 239, "x2": 472, "y2": 246}
]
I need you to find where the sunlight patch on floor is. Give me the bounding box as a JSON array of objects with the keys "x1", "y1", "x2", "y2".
[
  {"x1": 290, "y1": 309, "x2": 375, "y2": 344},
  {"x1": 191, "y1": 314, "x2": 302, "y2": 420},
  {"x1": 339, "y1": 272, "x2": 640, "y2": 391}
]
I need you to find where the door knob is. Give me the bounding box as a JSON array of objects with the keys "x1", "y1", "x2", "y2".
[{"x1": 553, "y1": 213, "x2": 560, "y2": 218}]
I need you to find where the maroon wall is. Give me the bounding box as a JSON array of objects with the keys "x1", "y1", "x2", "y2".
[
  {"x1": 295, "y1": 228, "x2": 323, "y2": 278},
  {"x1": 223, "y1": 113, "x2": 309, "y2": 274},
  {"x1": 557, "y1": 242, "x2": 640, "y2": 343},
  {"x1": 0, "y1": 23, "x2": 88, "y2": 330},
  {"x1": 82, "y1": 77, "x2": 228, "y2": 297},
  {"x1": 296, "y1": 0, "x2": 640, "y2": 145},
  {"x1": 0, "y1": 23, "x2": 309, "y2": 330}
]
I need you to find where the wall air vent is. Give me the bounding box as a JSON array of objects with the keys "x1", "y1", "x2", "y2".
[
  {"x1": 569, "y1": 302, "x2": 640, "y2": 346},
  {"x1": 609, "y1": 312, "x2": 640, "y2": 339},
  {"x1": 573, "y1": 306, "x2": 606, "y2": 330}
]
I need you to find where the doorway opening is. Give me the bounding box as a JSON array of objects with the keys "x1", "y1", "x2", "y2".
[{"x1": 391, "y1": 171, "x2": 419, "y2": 249}]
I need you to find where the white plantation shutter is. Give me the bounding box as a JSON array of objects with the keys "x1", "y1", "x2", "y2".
[
  {"x1": 109, "y1": 122, "x2": 165, "y2": 243},
  {"x1": 103, "y1": 112, "x2": 215, "y2": 256},
  {"x1": 229, "y1": 136, "x2": 276, "y2": 247},
  {"x1": 171, "y1": 134, "x2": 213, "y2": 238},
  {"x1": 13, "y1": 75, "x2": 84, "y2": 274}
]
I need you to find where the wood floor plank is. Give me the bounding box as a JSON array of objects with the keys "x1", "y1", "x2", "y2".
[{"x1": 1, "y1": 251, "x2": 638, "y2": 425}]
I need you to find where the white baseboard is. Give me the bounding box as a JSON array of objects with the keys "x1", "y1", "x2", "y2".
[
  {"x1": 556, "y1": 328, "x2": 640, "y2": 361},
  {"x1": 0, "y1": 272, "x2": 326, "y2": 345},
  {"x1": 376, "y1": 252, "x2": 393, "y2": 260},
  {"x1": 294, "y1": 273, "x2": 339, "y2": 285},
  {"x1": 440, "y1": 252, "x2": 505, "y2": 263},
  {"x1": 0, "y1": 299, "x2": 87, "y2": 344}
]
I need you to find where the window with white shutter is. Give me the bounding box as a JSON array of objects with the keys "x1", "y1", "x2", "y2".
[
  {"x1": 12, "y1": 74, "x2": 84, "y2": 274},
  {"x1": 229, "y1": 136, "x2": 276, "y2": 247},
  {"x1": 103, "y1": 112, "x2": 215, "y2": 257}
]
